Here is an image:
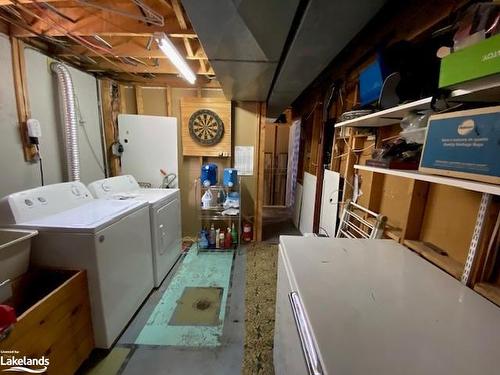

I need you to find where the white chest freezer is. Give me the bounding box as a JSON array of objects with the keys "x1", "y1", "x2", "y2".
[{"x1": 275, "y1": 236, "x2": 500, "y2": 375}]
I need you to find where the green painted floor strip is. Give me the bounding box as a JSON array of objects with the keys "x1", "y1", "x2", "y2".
[{"x1": 135, "y1": 247, "x2": 234, "y2": 347}]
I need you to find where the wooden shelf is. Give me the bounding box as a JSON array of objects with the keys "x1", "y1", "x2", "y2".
[
  {"x1": 449, "y1": 74, "x2": 500, "y2": 103},
  {"x1": 334, "y1": 98, "x2": 432, "y2": 128},
  {"x1": 365, "y1": 216, "x2": 402, "y2": 241},
  {"x1": 403, "y1": 240, "x2": 463, "y2": 280},
  {"x1": 200, "y1": 214, "x2": 239, "y2": 220},
  {"x1": 474, "y1": 282, "x2": 500, "y2": 307},
  {"x1": 354, "y1": 165, "x2": 500, "y2": 195},
  {"x1": 384, "y1": 228, "x2": 402, "y2": 242}
]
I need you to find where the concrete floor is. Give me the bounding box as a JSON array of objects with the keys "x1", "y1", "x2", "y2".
[
  {"x1": 79, "y1": 207, "x2": 300, "y2": 375},
  {"x1": 79, "y1": 247, "x2": 246, "y2": 375},
  {"x1": 80, "y1": 212, "x2": 298, "y2": 375},
  {"x1": 118, "y1": 248, "x2": 246, "y2": 375},
  {"x1": 262, "y1": 206, "x2": 301, "y2": 243}
]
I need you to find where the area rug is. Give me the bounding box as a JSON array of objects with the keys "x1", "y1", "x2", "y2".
[{"x1": 242, "y1": 243, "x2": 278, "y2": 375}]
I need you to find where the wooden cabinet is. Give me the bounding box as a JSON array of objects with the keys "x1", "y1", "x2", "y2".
[{"x1": 0, "y1": 269, "x2": 94, "y2": 375}]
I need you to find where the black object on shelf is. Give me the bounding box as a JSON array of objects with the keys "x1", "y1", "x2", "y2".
[{"x1": 368, "y1": 138, "x2": 422, "y2": 170}]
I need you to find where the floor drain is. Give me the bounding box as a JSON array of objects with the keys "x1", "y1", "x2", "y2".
[
  {"x1": 195, "y1": 299, "x2": 211, "y2": 311},
  {"x1": 169, "y1": 287, "x2": 223, "y2": 326}
]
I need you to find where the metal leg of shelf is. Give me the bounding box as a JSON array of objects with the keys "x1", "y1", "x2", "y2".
[{"x1": 461, "y1": 193, "x2": 492, "y2": 285}]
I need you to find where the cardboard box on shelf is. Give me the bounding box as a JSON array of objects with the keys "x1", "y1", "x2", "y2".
[
  {"x1": 439, "y1": 34, "x2": 500, "y2": 89},
  {"x1": 419, "y1": 106, "x2": 500, "y2": 185}
]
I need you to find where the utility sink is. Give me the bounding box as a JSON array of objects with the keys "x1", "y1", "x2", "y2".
[{"x1": 0, "y1": 228, "x2": 38, "y2": 281}]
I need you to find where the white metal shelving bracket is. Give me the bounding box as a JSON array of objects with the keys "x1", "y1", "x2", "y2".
[{"x1": 461, "y1": 193, "x2": 492, "y2": 285}]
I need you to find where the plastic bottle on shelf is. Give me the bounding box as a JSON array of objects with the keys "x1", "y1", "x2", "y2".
[
  {"x1": 218, "y1": 190, "x2": 225, "y2": 205},
  {"x1": 209, "y1": 223, "x2": 216, "y2": 248},
  {"x1": 231, "y1": 223, "x2": 238, "y2": 248},
  {"x1": 224, "y1": 227, "x2": 232, "y2": 249},
  {"x1": 215, "y1": 228, "x2": 220, "y2": 249},
  {"x1": 201, "y1": 189, "x2": 213, "y2": 209},
  {"x1": 219, "y1": 231, "x2": 226, "y2": 249},
  {"x1": 199, "y1": 229, "x2": 208, "y2": 249}
]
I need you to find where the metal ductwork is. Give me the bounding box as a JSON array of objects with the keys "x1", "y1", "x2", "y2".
[
  {"x1": 267, "y1": 0, "x2": 388, "y2": 117},
  {"x1": 51, "y1": 62, "x2": 80, "y2": 181},
  {"x1": 181, "y1": 0, "x2": 300, "y2": 101},
  {"x1": 182, "y1": 0, "x2": 387, "y2": 117}
]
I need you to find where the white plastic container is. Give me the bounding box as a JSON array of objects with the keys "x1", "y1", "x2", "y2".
[
  {"x1": 201, "y1": 189, "x2": 213, "y2": 209},
  {"x1": 0, "y1": 228, "x2": 38, "y2": 281}
]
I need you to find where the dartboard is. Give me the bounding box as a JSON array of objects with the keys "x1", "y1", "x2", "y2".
[{"x1": 188, "y1": 109, "x2": 224, "y2": 145}]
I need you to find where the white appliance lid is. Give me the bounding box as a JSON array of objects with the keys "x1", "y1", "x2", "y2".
[
  {"x1": 279, "y1": 236, "x2": 500, "y2": 375},
  {"x1": 135, "y1": 188, "x2": 179, "y2": 204},
  {"x1": 19, "y1": 199, "x2": 147, "y2": 231},
  {"x1": 108, "y1": 188, "x2": 178, "y2": 204}
]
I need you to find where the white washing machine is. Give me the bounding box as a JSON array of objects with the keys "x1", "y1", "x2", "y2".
[
  {"x1": 0, "y1": 182, "x2": 154, "y2": 349},
  {"x1": 88, "y1": 175, "x2": 182, "y2": 287}
]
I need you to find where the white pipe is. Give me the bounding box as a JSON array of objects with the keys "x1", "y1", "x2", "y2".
[{"x1": 51, "y1": 62, "x2": 80, "y2": 181}]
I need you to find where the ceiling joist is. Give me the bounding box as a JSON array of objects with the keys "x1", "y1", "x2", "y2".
[
  {"x1": 109, "y1": 73, "x2": 219, "y2": 88},
  {"x1": 0, "y1": 0, "x2": 216, "y2": 86},
  {"x1": 84, "y1": 57, "x2": 214, "y2": 75},
  {"x1": 56, "y1": 42, "x2": 208, "y2": 60},
  {"x1": 10, "y1": 12, "x2": 194, "y2": 37}
]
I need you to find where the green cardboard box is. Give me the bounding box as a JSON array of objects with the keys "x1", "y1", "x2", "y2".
[{"x1": 439, "y1": 34, "x2": 500, "y2": 89}]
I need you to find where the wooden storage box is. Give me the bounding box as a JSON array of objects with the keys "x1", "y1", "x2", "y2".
[
  {"x1": 0, "y1": 269, "x2": 94, "y2": 375},
  {"x1": 420, "y1": 106, "x2": 500, "y2": 184}
]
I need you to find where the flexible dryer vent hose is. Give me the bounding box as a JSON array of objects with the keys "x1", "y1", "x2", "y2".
[{"x1": 51, "y1": 62, "x2": 80, "y2": 181}]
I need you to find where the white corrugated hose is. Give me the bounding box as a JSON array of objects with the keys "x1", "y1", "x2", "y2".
[{"x1": 51, "y1": 62, "x2": 80, "y2": 181}]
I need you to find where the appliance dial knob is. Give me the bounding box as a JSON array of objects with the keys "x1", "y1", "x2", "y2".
[{"x1": 71, "y1": 185, "x2": 81, "y2": 196}]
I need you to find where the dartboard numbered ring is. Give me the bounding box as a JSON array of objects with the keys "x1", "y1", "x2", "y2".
[{"x1": 188, "y1": 109, "x2": 224, "y2": 146}]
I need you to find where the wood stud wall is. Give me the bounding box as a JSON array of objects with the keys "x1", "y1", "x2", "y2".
[
  {"x1": 11, "y1": 38, "x2": 37, "y2": 161},
  {"x1": 100, "y1": 79, "x2": 121, "y2": 177},
  {"x1": 255, "y1": 103, "x2": 267, "y2": 241},
  {"x1": 292, "y1": 0, "x2": 500, "y2": 306}
]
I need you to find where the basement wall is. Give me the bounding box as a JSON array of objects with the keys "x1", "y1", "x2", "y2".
[
  {"x1": 0, "y1": 33, "x2": 105, "y2": 198},
  {"x1": 0, "y1": 33, "x2": 39, "y2": 197},
  {"x1": 120, "y1": 85, "x2": 260, "y2": 237},
  {"x1": 24, "y1": 47, "x2": 105, "y2": 184}
]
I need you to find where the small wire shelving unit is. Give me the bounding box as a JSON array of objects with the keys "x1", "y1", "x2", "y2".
[{"x1": 195, "y1": 177, "x2": 241, "y2": 253}]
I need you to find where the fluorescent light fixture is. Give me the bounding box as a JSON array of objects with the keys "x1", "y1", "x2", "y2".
[{"x1": 154, "y1": 32, "x2": 196, "y2": 84}]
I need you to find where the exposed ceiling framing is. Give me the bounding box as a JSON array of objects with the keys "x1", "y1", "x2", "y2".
[{"x1": 0, "y1": 0, "x2": 219, "y2": 87}]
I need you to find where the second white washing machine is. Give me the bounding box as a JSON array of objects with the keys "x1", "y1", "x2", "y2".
[{"x1": 88, "y1": 175, "x2": 182, "y2": 287}]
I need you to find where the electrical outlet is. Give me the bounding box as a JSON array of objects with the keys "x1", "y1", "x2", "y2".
[{"x1": 27, "y1": 118, "x2": 42, "y2": 138}]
